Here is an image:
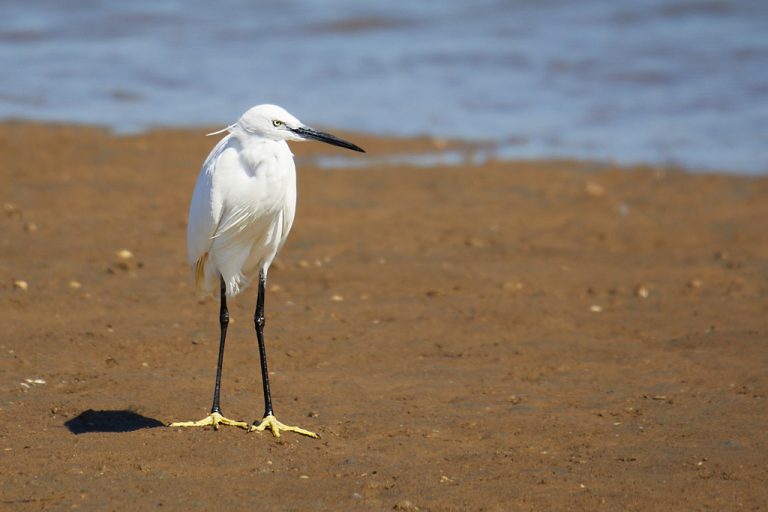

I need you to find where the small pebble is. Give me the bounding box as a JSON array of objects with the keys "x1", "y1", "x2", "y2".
[
  {"x1": 69, "y1": 280, "x2": 82, "y2": 289},
  {"x1": 331, "y1": 294, "x2": 344, "y2": 302},
  {"x1": 394, "y1": 500, "x2": 420, "y2": 511},
  {"x1": 116, "y1": 249, "x2": 133, "y2": 260},
  {"x1": 465, "y1": 237, "x2": 485, "y2": 248},
  {"x1": 618, "y1": 202, "x2": 630, "y2": 216},
  {"x1": 589, "y1": 305, "x2": 602, "y2": 313},
  {"x1": 585, "y1": 181, "x2": 605, "y2": 197},
  {"x1": 503, "y1": 281, "x2": 524, "y2": 291},
  {"x1": 4, "y1": 203, "x2": 21, "y2": 219},
  {"x1": 13, "y1": 280, "x2": 28, "y2": 291},
  {"x1": 635, "y1": 285, "x2": 649, "y2": 298},
  {"x1": 299, "y1": 475, "x2": 309, "y2": 480}
]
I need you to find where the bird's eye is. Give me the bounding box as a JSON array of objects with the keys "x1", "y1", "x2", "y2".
[{"x1": 272, "y1": 120, "x2": 283, "y2": 127}]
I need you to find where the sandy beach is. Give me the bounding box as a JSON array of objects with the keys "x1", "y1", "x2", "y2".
[{"x1": 1, "y1": 122, "x2": 767, "y2": 510}]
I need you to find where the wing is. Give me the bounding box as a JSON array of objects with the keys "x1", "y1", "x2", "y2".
[
  {"x1": 186, "y1": 134, "x2": 234, "y2": 268},
  {"x1": 188, "y1": 136, "x2": 297, "y2": 295}
]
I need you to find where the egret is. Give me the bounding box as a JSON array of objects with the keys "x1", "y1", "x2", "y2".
[{"x1": 170, "y1": 104, "x2": 364, "y2": 438}]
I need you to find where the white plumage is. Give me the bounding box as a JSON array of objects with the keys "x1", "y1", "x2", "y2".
[
  {"x1": 171, "y1": 104, "x2": 364, "y2": 438},
  {"x1": 188, "y1": 104, "x2": 363, "y2": 297},
  {"x1": 188, "y1": 109, "x2": 298, "y2": 296}
]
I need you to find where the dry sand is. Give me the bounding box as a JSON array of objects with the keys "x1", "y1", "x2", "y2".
[{"x1": 1, "y1": 122, "x2": 767, "y2": 510}]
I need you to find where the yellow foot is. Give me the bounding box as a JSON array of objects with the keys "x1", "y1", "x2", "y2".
[
  {"x1": 249, "y1": 414, "x2": 319, "y2": 439},
  {"x1": 169, "y1": 412, "x2": 249, "y2": 430}
]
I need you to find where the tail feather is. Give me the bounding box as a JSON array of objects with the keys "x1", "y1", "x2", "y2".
[
  {"x1": 194, "y1": 252, "x2": 208, "y2": 289},
  {"x1": 194, "y1": 251, "x2": 248, "y2": 297}
]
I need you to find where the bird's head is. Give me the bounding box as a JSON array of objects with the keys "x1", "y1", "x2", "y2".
[{"x1": 212, "y1": 104, "x2": 365, "y2": 153}]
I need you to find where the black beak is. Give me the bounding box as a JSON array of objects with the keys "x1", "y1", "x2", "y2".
[{"x1": 290, "y1": 126, "x2": 365, "y2": 153}]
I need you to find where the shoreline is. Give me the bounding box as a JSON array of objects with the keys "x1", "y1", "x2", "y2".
[{"x1": 3, "y1": 119, "x2": 764, "y2": 176}]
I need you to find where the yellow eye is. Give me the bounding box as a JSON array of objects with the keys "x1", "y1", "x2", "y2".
[{"x1": 272, "y1": 120, "x2": 283, "y2": 127}]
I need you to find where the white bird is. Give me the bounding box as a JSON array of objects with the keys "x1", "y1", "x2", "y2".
[{"x1": 170, "y1": 104, "x2": 364, "y2": 438}]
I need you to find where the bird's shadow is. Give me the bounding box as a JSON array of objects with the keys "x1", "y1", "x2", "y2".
[{"x1": 64, "y1": 409, "x2": 165, "y2": 434}]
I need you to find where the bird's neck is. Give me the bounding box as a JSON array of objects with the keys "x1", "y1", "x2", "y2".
[{"x1": 233, "y1": 132, "x2": 289, "y2": 153}]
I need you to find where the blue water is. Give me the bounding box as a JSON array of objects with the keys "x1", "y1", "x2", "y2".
[{"x1": 2, "y1": 0, "x2": 767, "y2": 173}]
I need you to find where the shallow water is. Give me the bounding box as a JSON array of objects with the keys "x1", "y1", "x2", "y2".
[{"x1": 2, "y1": 0, "x2": 767, "y2": 173}]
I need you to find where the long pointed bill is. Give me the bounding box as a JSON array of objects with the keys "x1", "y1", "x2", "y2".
[{"x1": 290, "y1": 126, "x2": 365, "y2": 153}]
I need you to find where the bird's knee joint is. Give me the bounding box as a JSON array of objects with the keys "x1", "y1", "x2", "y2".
[
  {"x1": 255, "y1": 315, "x2": 265, "y2": 329},
  {"x1": 220, "y1": 310, "x2": 229, "y2": 326}
]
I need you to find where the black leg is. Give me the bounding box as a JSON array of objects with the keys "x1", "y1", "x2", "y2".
[
  {"x1": 210, "y1": 276, "x2": 229, "y2": 415},
  {"x1": 254, "y1": 269, "x2": 274, "y2": 419},
  {"x1": 247, "y1": 269, "x2": 319, "y2": 438}
]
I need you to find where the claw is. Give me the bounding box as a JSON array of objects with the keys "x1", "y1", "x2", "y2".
[
  {"x1": 250, "y1": 414, "x2": 319, "y2": 439},
  {"x1": 169, "y1": 412, "x2": 249, "y2": 430}
]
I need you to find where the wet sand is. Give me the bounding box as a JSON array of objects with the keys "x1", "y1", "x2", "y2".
[{"x1": 1, "y1": 122, "x2": 767, "y2": 510}]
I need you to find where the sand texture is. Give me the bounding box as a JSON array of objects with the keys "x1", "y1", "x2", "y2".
[{"x1": 1, "y1": 123, "x2": 767, "y2": 510}]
